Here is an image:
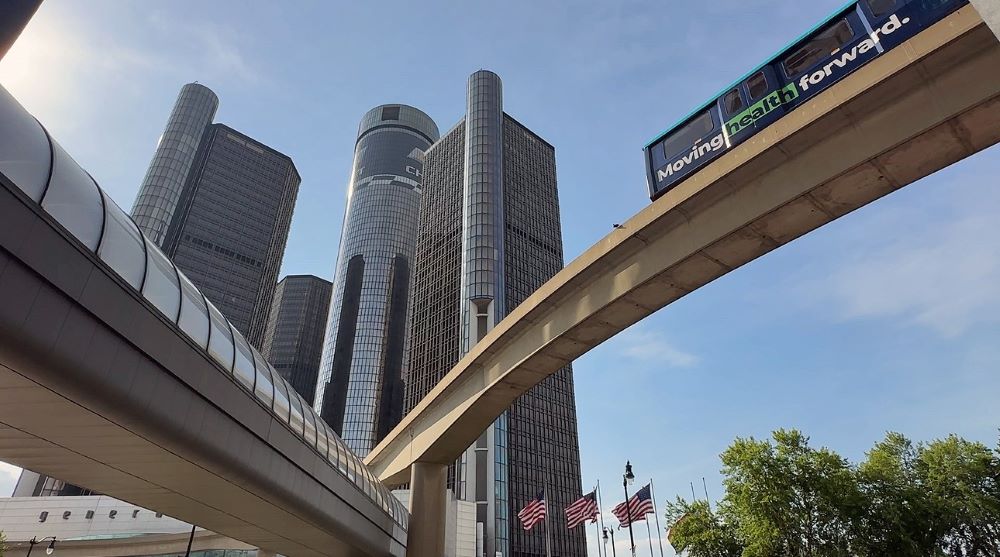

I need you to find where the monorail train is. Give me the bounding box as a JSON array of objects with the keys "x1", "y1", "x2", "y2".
[{"x1": 644, "y1": 0, "x2": 969, "y2": 200}]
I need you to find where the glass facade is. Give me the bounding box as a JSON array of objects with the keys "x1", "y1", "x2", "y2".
[
  {"x1": 0, "y1": 84, "x2": 408, "y2": 530},
  {"x1": 261, "y1": 275, "x2": 333, "y2": 405},
  {"x1": 316, "y1": 104, "x2": 439, "y2": 455},
  {"x1": 161, "y1": 124, "x2": 300, "y2": 350},
  {"x1": 404, "y1": 71, "x2": 585, "y2": 557},
  {"x1": 131, "y1": 83, "x2": 218, "y2": 246}
]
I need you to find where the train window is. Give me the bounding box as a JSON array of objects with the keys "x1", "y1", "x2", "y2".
[
  {"x1": 723, "y1": 89, "x2": 744, "y2": 116},
  {"x1": 783, "y1": 18, "x2": 854, "y2": 77},
  {"x1": 866, "y1": 0, "x2": 897, "y2": 17},
  {"x1": 661, "y1": 110, "x2": 714, "y2": 159},
  {"x1": 747, "y1": 72, "x2": 769, "y2": 100}
]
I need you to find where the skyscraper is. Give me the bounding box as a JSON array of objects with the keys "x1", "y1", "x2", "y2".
[
  {"x1": 315, "y1": 105, "x2": 439, "y2": 454},
  {"x1": 22, "y1": 83, "x2": 298, "y2": 499},
  {"x1": 405, "y1": 71, "x2": 586, "y2": 557},
  {"x1": 131, "y1": 83, "x2": 219, "y2": 246},
  {"x1": 162, "y1": 123, "x2": 300, "y2": 349},
  {"x1": 261, "y1": 274, "x2": 333, "y2": 405}
]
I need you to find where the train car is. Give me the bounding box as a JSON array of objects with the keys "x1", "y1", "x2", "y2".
[{"x1": 644, "y1": 0, "x2": 969, "y2": 200}]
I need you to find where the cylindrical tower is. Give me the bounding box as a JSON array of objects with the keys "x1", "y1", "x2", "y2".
[
  {"x1": 457, "y1": 69, "x2": 510, "y2": 557},
  {"x1": 130, "y1": 82, "x2": 218, "y2": 245},
  {"x1": 316, "y1": 104, "x2": 439, "y2": 455}
]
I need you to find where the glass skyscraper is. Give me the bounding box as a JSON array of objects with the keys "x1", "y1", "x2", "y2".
[
  {"x1": 131, "y1": 83, "x2": 218, "y2": 246},
  {"x1": 262, "y1": 274, "x2": 333, "y2": 405},
  {"x1": 404, "y1": 71, "x2": 586, "y2": 557},
  {"x1": 162, "y1": 123, "x2": 300, "y2": 350},
  {"x1": 315, "y1": 105, "x2": 439, "y2": 455}
]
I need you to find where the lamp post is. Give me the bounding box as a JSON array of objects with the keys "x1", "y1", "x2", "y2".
[
  {"x1": 603, "y1": 526, "x2": 617, "y2": 557},
  {"x1": 622, "y1": 461, "x2": 636, "y2": 557},
  {"x1": 26, "y1": 536, "x2": 56, "y2": 557}
]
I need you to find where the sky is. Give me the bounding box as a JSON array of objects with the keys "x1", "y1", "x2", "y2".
[{"x1": 1, "y1": 1, "x2": 999, "y2": 555}]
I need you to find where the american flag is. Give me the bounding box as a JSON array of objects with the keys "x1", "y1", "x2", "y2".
[
  {"x1": 565, "y1": 491, "x2": 599, "y2": 529},
  {"x1": 612, "y1": 484, "x2": 654, "y2": 528},
  {"x1": 517, "y1": 490, "x2": 547, "y2": 531}
]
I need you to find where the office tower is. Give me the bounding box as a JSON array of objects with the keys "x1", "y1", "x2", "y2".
[
  {"x1": 315, "y1": 104, "x2": 439, "y2": 454},
  {"x1": 162, "y1": 123, "x2": 300, "y2": 349},
  {"x1": 131, "y1": 83, "x2": 218, "y2": 246},
  {"x1": 12, "y1": 470, "x2": 95, "y2": 497},
  {"x1": 261, "y1": 275, "x2": 333, "y2": 405},
  {"x1": 405, "y1": 71, "x2": 585, "y2": 557}
]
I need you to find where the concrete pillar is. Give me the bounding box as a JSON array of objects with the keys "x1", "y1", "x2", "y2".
[
  {"x1": 971, "y1": 0, "x2": 1000, "y2": 40},
  {"x1": 406, "y1": 462, "x2": 447, "y2": 557}
]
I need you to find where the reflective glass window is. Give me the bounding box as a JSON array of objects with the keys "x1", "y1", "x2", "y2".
[
  {"x1": 272, "y1": 377, "x2": 291, "y2": 423},
  {"x1": 142, "y1": 239, "x2": 181, "y2": 320},
  {"x1": 783, "y1": 19, "x2": 855, "y2": 77},
  {"x1": 232, "y1": 332, "x2": 256, "y2": 392},
  {"x1": 363, "y1": 468, "x2": 375, "y2": 499},
  {"x1": 326, "y1": 425, "x2": 340, "y2": 463},
  {"x1": 302, "y1": 405, "x2": 318, "y2": 449},
  {"x1": 287, "y1": 386, "x2": 305, "y2": 435},
  {"x1": 347, "y1": 455, "x2": 358, "y2": 484},
  {"x1": 336, "y1": 442, "x2": 351, "y2": 475},
  {"x1": 660, "y1": 110, "x2": 715, "y2": 159},
  {"x1": 316, "y1": 420, "x2": 329, "y2": 460},
  {"x1": 867, "y1": 0, "x2": 897, "y2": 17},
  {"x1": 747, "y1": 71, "x2": 769, "y2": 101},
  {"x1": 176, "y1": 271, "x2": 210, "y2": 349},
  {"x1": 206, "y1": 302, "x2": 235, "y2": 371},
  {"x1": 377, "y1": 484, "x2": 388, "y2": 512},
  {"x1": 252, "y1": 351, "x2": 274, "y2": 409},
  {"x1": 0, "y1": 87, "x2": 52, "y2": 202},
  {"x1": 723, "y1": 88, "x2": 744, "y2": 116},
  {"x1": 97, "y1": 193, "x2": 145, "y2": 289},
  {"x1": 42, "y1": 140, "x2": 103, "y2": 250}
]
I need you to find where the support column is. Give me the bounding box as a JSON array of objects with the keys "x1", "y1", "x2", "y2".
[
  {"x1": 971, "y1": 0, "x2": 1000, "y2": 40},
  {"x1": 406, "y1": 462, "x2": 448, "y2": 557}
]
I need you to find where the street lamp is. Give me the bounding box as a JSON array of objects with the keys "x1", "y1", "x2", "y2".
[
  {"x1": 26, "y1": 536, "x2": 56, "y2": 556},
  {"x1": 603, "y1": 526, "x2": 617, "y2": 557},
  {"x1": 623, "y1": 461, "x2": 636, "y2": 556}
]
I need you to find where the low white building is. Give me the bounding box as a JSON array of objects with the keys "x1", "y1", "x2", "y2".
[
  {"x1": 0, "y1": 495, "x2": 193, "y2": 541},
  {"x1": 392, "y1": 490, "x2": 477, "y2": 557}
]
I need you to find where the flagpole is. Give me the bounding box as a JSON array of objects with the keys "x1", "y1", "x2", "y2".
[
  {"x1": 649, "y1": 480, "x2": 665, "y2": 557},
  {"x1": 596, "y1": 480, "x2": 607, "y2": 557},
  {"x1": 594, "y1": 515, "x2": 603, "y2": 557},
  {"x1": 645, "y1": 519, "x2": 654, "y2": 556},
  {"x1": 544, "y1": 478, "x2": 553, "y2": 557}
]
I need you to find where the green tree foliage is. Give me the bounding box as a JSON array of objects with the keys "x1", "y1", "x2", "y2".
[
  {"x1": 0, "y1": 530, "x2": 6, "y2": 557},
  {"x1": 664, "y1": 498, "x2": 741, "y2": 557},
  {"x1": 665, "y1": 430, "x2": 1000, "y2": 557}
]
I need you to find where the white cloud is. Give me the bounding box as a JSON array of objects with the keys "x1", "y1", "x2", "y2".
[
  {"x1": 614, "y1": 328, "x2": 699, "y2": 368},
  {"x1": 0, "y1": 461, "x2": 22, "y2": 497},
  {"x1": 806, "y1": 172, "x2": 1000, "y2": 337}
]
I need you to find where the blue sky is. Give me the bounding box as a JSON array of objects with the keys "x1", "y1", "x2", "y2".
[{"x1": 1, "y1": 1, "x2": 999, "y2": 555}]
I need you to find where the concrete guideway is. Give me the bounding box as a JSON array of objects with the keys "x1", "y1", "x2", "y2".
[
  {"x1": 0, "y1": 91, "x2": 405, "y2": 556},
  {"x1": 368, "y1": 5, "x2": 1000, "y2": 489}
]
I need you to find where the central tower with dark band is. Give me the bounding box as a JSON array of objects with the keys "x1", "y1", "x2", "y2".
[{"x1": 315, "y1": 105, "x2": 439, "y2": 455}]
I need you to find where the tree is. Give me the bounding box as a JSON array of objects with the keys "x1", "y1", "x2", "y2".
[
  {"x1": 718, "y1": 429, "x2": 861, "y2": 557},
  {"x1": 919, "y1": 435, "x2": 1000, "y2": 556},
  {"x1": 0, "y1": 530, "x2": 6, "y2": 557},
  {"x1": 664, "y1": 498, "x2": 741, "y2": 557},
  {"x1": 855, "y1": 432, "x2": 937, "y2": 556},
  {"x1": 664, "y1": 430, "x2": 1000, "y2": 557}
]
